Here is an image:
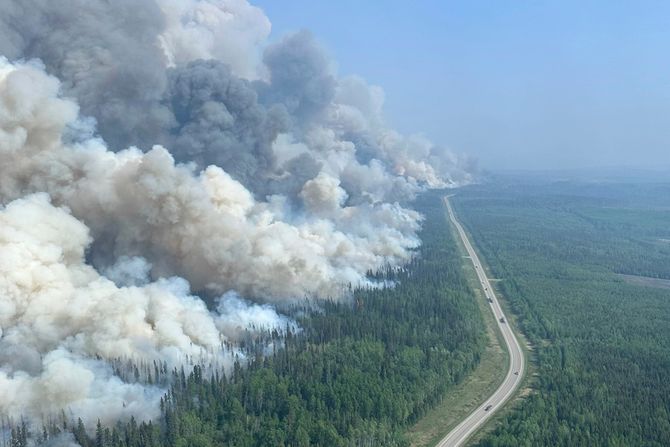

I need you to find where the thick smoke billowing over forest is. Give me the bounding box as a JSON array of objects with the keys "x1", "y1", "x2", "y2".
[{"x1": 0, "y1": 0, "x2": 475, "y2": 432}]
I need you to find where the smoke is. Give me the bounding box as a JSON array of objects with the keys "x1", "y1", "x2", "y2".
[
  {"x1": 258, "y1": 30, "x2": 337, "y2": 126},
  {"x1": 0, "y1": 193, "x2": 291, "y2": 428},
  {"x1": 215, "y1": 291, "x2": 297, "y2": 342},
  {"x1": 102, "y1": 256, "x2": 153, "y2": 287},
  {"x1": 0, "y1": 0, "x2": 271, "y2": 152},
  {"x1": 0, "y1": 0, "x2": 173, "y2": 150},
  {"x1": 0, "y1": 57, "x2": 422, "y2": 299},
  {"x1": 41, "y1": 433, "x2": 81, "y2": 447},
  {"x1": 0, "y1": 57, "x2": 421, "y2": 426},
  {"x1": 0, "y1": 0, "x2": 475, "y2": 194},
  {"x1": 0, "y1": 0, "x2": 477, "y2": 434},
  {"x1": 157, "y1": 0, "x2": 271, "y2": 78},
  {"x1": 166, "y1": 59, "x2": 288, "y2": 187}
]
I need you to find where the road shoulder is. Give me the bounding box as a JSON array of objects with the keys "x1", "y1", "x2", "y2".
[
  {"x1": 446, "y1": 196, "x2": 536, "y2": 446},
  {"x1": 406, "y1": 198, "x2": 508, "y2": 447}
]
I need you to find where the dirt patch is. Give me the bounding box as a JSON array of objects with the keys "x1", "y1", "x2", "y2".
[
  {"x1": 517, "y1": 385, "x2": 534, "y2": 399},
  {"x1": 618, "y1": 274, "x2": 670, "y2": 290}
]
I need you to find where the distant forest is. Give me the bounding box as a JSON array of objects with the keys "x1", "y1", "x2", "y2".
[
  {"x1": 7, "y1": 192, "x2": 487, "y2": 447},
  {"x1": 455, "y1": 180, "x2": 670, "y2": 446}
]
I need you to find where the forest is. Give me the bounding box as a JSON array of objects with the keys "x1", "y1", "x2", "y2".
[
  {"x1": 453, "y1": 179, "x2": 670, "y2": 446},
  {"x1": 6, "y1": 191, "x2": 488, "y2": 447}
]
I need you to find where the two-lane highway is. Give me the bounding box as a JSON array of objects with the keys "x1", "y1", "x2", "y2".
[{"x1": 436, "y1": 197, "x2": 525, "y2": 447}]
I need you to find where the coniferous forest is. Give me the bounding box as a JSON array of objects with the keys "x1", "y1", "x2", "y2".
[
  {"x1": 9, "y1": 178, "x2": 668, "y2": 447},
  {"x1": 3, "y1": 2, "x2": 669, "y2": 446},
  {"x1": 455, "y1": 179, "x2": 670, "y2": 447},
  {"x1": 7, "y1": 192, "x2": 486, "y2": 447}
]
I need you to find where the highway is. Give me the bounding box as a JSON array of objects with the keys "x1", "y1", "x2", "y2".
[{"x1": 436, "y1": 197, "x2": 525, "y2": 447}]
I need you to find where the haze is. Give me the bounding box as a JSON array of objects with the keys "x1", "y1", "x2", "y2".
[{"x1": 257, "y1": 0, "x2": 670, "y2": 171}]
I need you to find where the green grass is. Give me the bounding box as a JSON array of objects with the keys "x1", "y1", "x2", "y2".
[
  {"x1": 405, "y1": 201, "x2": 510, "y2": 447},
  {"x1": 449, "y1": 201, "x2": 537, "y2": 447},
  {"x1": 463, "y1": 275, "x2": 536, "y2": 447}
]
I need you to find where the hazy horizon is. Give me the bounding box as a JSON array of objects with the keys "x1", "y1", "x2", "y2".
[
  {"x1": 0, "y1": 2, "x2": 668, "y2": 445},
  {"x1": 256, "y1": 0, "x2": 670, "y2": 172}
]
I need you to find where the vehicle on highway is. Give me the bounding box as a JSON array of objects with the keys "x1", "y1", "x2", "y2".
[
  {"x1": 440, "y1": 197, "x2": 525, "y2": 447},
  {"x1": 514, "y1": 371, "x2": 519, "y2": 376}
]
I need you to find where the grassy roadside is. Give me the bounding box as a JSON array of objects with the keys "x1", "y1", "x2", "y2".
[
  {"x1": 463, "y1": 281, "x2": 536, "y2": 446},
  {"x1": 448, "y1": 197, "x2": 537, "y2": 446},
  {"x1": 405, "y1": 200, "x2": 509, "y2": 447}
]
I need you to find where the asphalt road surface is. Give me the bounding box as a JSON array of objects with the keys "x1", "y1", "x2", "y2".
[{"x1": 436, "y1": 197, "x2": 525, "y2": 447}]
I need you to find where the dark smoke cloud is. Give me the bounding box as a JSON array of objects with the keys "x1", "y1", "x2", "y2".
[
  {"x1": 0, "y1": 0, "x2": 477, "y2": 434},
  {"x1": 0, "y1": 0, "x2": 475, "y2": 199},
  {"x1": 257, "y1": 31, "x2": 337, "y2": 127},
  {"x1": 0, "y1": 0, "x2": 174, "y2": 150},
  {"x1": 167, "y1": 59, "x2": 288, "y2": 186}
]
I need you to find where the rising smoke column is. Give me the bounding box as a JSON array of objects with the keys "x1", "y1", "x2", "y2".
[
  {"x1": 0, "y1": 0, "x2": 475, "y2": 199},
  {"x1": 0, "y1": 0, "x2": 477, "y2": 432},
  {"x1": 0, "y1": 193, "x2": 294, "y2": 427},
  {"x1": 0, "y1": 58, "x2": 422, "y2": 299},
  {"x1": 166, "y1": 59, "x2": 288, "y2": 187},
  {"x1": 0, "y1": 0, "x2": 272, "y2": 152},
  {"x1": 0, "y1": 54, "x2": 421, "y2": 431}
]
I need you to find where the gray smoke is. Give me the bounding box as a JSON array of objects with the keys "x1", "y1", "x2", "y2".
[
  {"x1": 258, "y1": 30, "x2": 337, "y2": 127},
  {"x1": 0, "y1": 0, "x2": 173, "y2": 150},
  {"x1": 0, "y1": 192, "x2": 291, "y2": 428},
  {"x1": 0, "y1": 0, "x2": 477, "y2": 434},
  {"x1": 167, "y1": 59, "x2": 288, "y2": 187},
  {"x1": 0, "y1": 1, "x2": 475, "y2": 196}
]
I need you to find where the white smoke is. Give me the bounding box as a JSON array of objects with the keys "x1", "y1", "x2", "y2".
[
  {"x1": 0, "y1": 0, "x2": 477, "y2": 434},
  {"x1": 332, "y1": 75, "x2": 475, "y2": 188},
  {"x1": 157, "y1": 0, "x2": 271, "y2": 78},
  {"x1": 0, "y1": 193, "x2": 294, "y2": 428},
  {"x1": 0, "y1": 57, "x2": 423, "y2": 426},
  {"x1": 0, "y1": 58, "x2": 421, "y2": 299},
  {"x1": 215, "y1": 291, "x2": 298, "y2": 341},
  {"x1": 102, "y1": 256, "x2": 153, "y2": 287}
]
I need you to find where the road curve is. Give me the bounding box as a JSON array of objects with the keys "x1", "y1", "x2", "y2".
[{"x1": 436, "y1": 197, "x2": 525, "y2": 447}]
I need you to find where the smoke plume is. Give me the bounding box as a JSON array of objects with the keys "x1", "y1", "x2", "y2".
[
  {"x1": 0, "y1": 0, "x2": 476, "y2": 433},
  {"x1": 0, "y1": 193, "x2": 291, "y2": 427}
]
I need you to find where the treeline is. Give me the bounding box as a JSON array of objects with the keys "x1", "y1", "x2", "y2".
[
  {"x1": 11, "y1": 191, "x2": 486, "y2": 447},
  {"x1": 453, "y1": 183, "x2": 670, "y2": 446}
]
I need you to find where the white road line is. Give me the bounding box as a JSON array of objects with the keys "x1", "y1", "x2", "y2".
[{"x1": 435, "y1": 197, "x2": 525, "y2": 447}]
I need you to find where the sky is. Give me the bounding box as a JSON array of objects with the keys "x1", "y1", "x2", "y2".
[{"x1": 254, "y1": 0, "x2": 670, "y2": 171}]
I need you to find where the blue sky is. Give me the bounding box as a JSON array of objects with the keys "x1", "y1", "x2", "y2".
[{"x1": 254, "y1": 0, "x2": 670, "y2": 171}]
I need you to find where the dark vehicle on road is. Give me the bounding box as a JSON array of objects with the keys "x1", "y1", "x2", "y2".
[
  {"x1": 499, "y1": 317, "x2": 505, "y2": 323},
  {"x1": 485, "y1": 404, "x2": 493, "y2": 411}
]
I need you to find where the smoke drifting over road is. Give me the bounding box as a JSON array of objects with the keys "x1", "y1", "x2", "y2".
[{"x1": 0, "y1": 0, "x2": 475, "y2": 432}]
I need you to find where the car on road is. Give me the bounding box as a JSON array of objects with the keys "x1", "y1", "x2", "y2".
[
  {"x1": 484, "y1": 404, "x2": 493, "y2": 411},
  {"x1": 499, "y1": 317, "x2": 505, "y2": 323},
  {"x1": 488, "y1": 298, "x2": 493, "y2": 303}
]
